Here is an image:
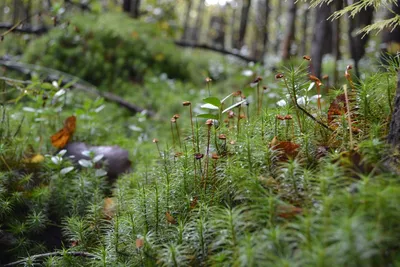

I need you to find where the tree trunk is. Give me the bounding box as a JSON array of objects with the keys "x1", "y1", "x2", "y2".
[
  {"x1": 348, "y1": 0, "x2": 374, "y2": 77},
  {"x1": 26, "y1": 0, "x2": 32, "y2": 25},
  {"x1": 193, "y1": 0, "x2": 205, "y2": 42},
  {"x1": 253, "y1": 0, "x2": 270, "y2": 59},
  {"x1": 310, "y1": 3, "x2": 333, "y2": 79},
  {"x1": 229, "y1": 4, "x2": 237, "y2": 49},
  {"x1": 281, "y1": 0, "x2": 297, "y2": 60},
  {"x1": 388, "y1": 69, "x2": 400, "y2": 147},
  {"x1": 182, "y1": 0, "x2": 193, "y2": 41},
  {"x1": 13, "y1": 0, "x2": 22, "y2": 24},
  {"x1": 236, "y1": 0, "x2": 252, "y2": 49},
  {"x1": 274, "y1": 0, "x2": 282, "y2": 54},
  {"x1": 386, "y1": 0, "x2": 400, "y2": 147},
  {"x1": 123, "y1": 0, "x2": 131, "y2": 13},
  {"x1": 131, "y1": 0, "x2": 141, "y2": 18},
  {"x1": 123, "y1": 0, "x2": 141, "y2": 18},
  {"x1": 332, "y1": 0, "x2": 343, "y2": 84},
  {"x1": 381, "y1": 0, "x2": 400, "y2": 58},
  {"x1": 299, "y1": 3, "x2": 309, "y2": 57}
]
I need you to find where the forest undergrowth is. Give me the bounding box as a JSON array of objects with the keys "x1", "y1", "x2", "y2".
[{"x1": 1, "y1": 51, "x2": 399, "y2": 266}]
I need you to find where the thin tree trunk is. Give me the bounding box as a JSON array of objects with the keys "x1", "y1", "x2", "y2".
[
  {"x1": 237, "y1": 0, "x2": 252, "y2": 49},
  {"x1": 299, "y1": 3, "x2": 309, "y2": 57},
  {"x1": 274, "y1": 0, "x2": 282, "y2": 54},
  {"x1": 26, "y1": 0, "x2": 32, "y2": 25},
  {"x1": 182, "y1": 0, "x2": 193, "y2": 41},
  {"x1": 381, "y1": 0, "x2": 400, "y2": 62},
  {"x1": 388, "y1": 69, "x2": 400, "y2": 147},
  {"x1": 332, "y1": 1, "x2": 343, "y2": 84},
  {"x1": 310, "y1": 3, "x2": 332, "y2": 79},
  {"x1": 253, "y1": 0, "x2": 270, "y2": 58},
  {"x1": 131, "y1": 0, "x2": 141, "y2": 18},
  {"x1": 193, "y1": 0, "x2": 205, "y2": 42},
  {"x1": 123, "y1": 0, "x2": 131, "y2": 13},
  {"x1": 13, "y1": 0, "x2": 22, "y2": 24},
  {"x1": 348, "y1": 0, "x2": 374, "y2": 77},
  {"x1": 386, "y1": 0, "x2": 400, "y2": 147},
  {"x1": 262, "y1": 0, "x2": 270, "y2": 56},
  {"x1": 282, "y1": 0, "x2": 297, "y2": 60},
  {"x1": 230, "y1": 5, "x2": 237, "y2": 49}
]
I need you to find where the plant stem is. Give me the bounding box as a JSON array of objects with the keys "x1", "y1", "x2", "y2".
[
  {"x1": 204, "y1": 126, "x2": 211, "y2": 192},
  {"x1": 175, "y1": 120, "x2": 182, "y2": 149},
  {"x1": 344, "y1": 85, "x2": 354, "y2": 150},
  {"x1": 170, "y1": 121, "x2": 175, "y2": 149}
]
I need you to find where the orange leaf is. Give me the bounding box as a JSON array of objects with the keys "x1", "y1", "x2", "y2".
[
  {"x1": 103, "y1": 197, "x2": 116, "y2": 220},
  {"x1": 327, "y1": 94, "x2": 347, "y2": 126},
  {"x1": 50, "y1": 116, "x2": 76, "y2": 148},
  {"x1": 270, "y1": 137, "x2": 300, "y2": 161},
  {"x1": 277, "y1": 205, "x2": 302, "y2": 219},
  {"x1": 327, "y1": 93, "x2": 359, "y2": 131},
  {"x1": 165, "y1": 212, "x2": 177, "y2": 224},
  {"x1": 190, "y1": 196, "x2": 198, "y2": 210},
  {"x1": 136, "y1": 238, "x2": 144, "y2": 249}
]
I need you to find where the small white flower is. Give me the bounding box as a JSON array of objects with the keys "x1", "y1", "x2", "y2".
[
  {"x1": 60, "y1": 166, "x2": 74, "y2": 175},
  {"x1": 78, "y1": 159, "x2": 93, "y2": 168},
  {"x1": 276, "y1": 99, "x2": 287, "y2": 107}
]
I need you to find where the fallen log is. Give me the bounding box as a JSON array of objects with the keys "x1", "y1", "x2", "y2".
[
  {"x1": 0, "y1": 59, "x2": 154, "y2": 116},
  {"x1": 174, "y1": 40, "x2": 260, "y2": 63},
  {"x1": 0, "y1": 23, "x2": 48, "y2": 35}
]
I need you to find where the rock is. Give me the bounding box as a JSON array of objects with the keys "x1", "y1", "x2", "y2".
[{"x1": 63, "y1": 142, "x2": 132, "y2": 183}]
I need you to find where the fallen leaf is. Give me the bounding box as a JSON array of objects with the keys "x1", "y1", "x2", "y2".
[
  {"x1": 327, "y1": 93, "x2": 347, "y2": 126},
  {"x1": 277, "y1": 205, "x2": 302, "y2": 219},
  {"x1": 136, "y1": 238, "x2": 144, "y2": 249},
  {"x1": 270, "y1": 137, "x2": 300, "y2": 161},
  {"x1": 22, "y1": 145, "x2": 44, "y2": 164},
  {"x1": 190, "y1": 196, "x2": 198, "y2": 210},
  {"x1": 165, "y1": 212, "x2": 177, "y2": 224},
  {"x1": 103, "y1": 197, "x2": 116, "y2": 220},
  {"x1": 51, "y1": 116, "x2": 76, "y2": 149},
  {"x1": 327, "y1": 93, "x2": 359, "y2": 132}
]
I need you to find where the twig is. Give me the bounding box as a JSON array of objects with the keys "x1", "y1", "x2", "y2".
[
  {"x1": 0, "y1": 12, "x2": 43, "y2": 40},
  {"x1": 3, "y1": 251, "x2": 100, "y2": 266},
  {"x1": 283, "y1": 77, "x2": 332, "y2": 131}
]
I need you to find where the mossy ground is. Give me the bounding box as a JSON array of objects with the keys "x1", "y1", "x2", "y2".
[{"x1": 1, "y1": 12, "x2": 400, "y2": 267}]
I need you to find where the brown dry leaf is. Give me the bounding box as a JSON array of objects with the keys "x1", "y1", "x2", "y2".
[
  {"x1": 136, "y1": 238, "x2": 144, "y2": 249},
  {"x1": 277, "y1": 205, "x2": 302, "y2": 219},
  {"x1": 270, "y1": 137, "x2": 300, "y2": 161},
  {"x1": 103, "y1": 197, "x2": 116, "y2": 220},
  {"x1": 327, "y1": 93, "x2": 347, "y2": 126},
  {"x1": 51, "y1": 116, "x2": 76, "y2": 148},
  {"x1": 327, "y1": 93, "x2": 359, "y2": 132},
  {"x1": 190, "y1": 196, "x2": 198, "y2": 210},
  {"x1": 166, "y1": 212, "x2": 177, "y2": 224}
]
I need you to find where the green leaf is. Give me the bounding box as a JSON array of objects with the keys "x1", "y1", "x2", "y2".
[
  {"x1": 222, "y1": 100, "x2": 246, "y2": 113},
  {"x1": 201, "y1": 103, "x2": 219, "y2": 110},
  {"x1": 221, "y1": 93, "x2": 233, "y2": 104},
  {"x1": 197, "y1": 114, "x2": 219, "y2": 120},
  {"x1": 203, "y1": 97, "x2": 221, "y2": 107}
]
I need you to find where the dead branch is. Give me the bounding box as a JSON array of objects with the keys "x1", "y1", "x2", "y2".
[
  {"x1": 174, "y1": 41, "x2": 260, "y2": 63},
  {"x1": 0, "y1": 23, "x2": 48, "y2": 35},
  {"x1": 0, "y1": 59, "x2": 154, "y2": 116}
]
